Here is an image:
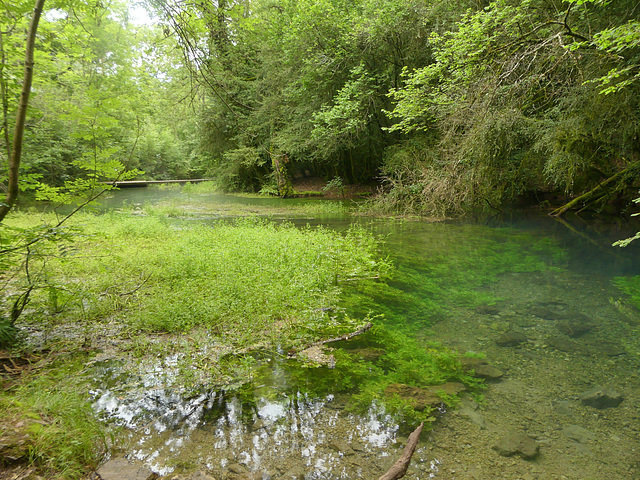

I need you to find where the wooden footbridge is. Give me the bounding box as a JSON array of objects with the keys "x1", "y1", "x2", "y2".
[{"x1": 109, "y1": 179, "x2": 213, "y2": 188}]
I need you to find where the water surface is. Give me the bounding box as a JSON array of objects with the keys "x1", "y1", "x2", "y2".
[{"x1": 89, "y1": 187, "x2": 640, "y2": 479}]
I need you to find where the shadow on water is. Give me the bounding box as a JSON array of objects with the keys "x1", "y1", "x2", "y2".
[{"x1": 86, "y1": 187, "x2": 640, "y2": 479}]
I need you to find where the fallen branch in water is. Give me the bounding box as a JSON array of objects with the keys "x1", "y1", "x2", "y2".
[
  {"x1": 378, "y1": 422, "x2": 424, "y2": 480},
  {"x1": 549, "y1": 160, "x2": 640, "y2": 216},
  {"x1": 287, "y1": 322, "x2": 373, "y2": 358}
]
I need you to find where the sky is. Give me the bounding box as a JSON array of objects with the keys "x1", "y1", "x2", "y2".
[{"x1": 129, "y1": 4, "x2": 156, "y2": 25}]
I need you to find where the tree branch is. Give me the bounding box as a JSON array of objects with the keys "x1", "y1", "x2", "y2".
[{"x1": 378, "y1": 422, "x2": 424, "y2": 480}]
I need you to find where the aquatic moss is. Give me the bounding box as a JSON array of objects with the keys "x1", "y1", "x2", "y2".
[
  {"x1": 341, "y1": 223, "x2": 566, "y2": 327},
  {"x1": 612, "y1": 275, "x2": 640, "y2": 309},
  {"x1": 275, "y1": 325, "x2": 480, "y2": 427}
]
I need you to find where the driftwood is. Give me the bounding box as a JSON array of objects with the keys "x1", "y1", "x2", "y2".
[
  {"x1": 378, "y1": 422, "x2": 424, "y2": 480},
  {"x1": 550, "y1": 161, "x2": 640, "y2": 217}
]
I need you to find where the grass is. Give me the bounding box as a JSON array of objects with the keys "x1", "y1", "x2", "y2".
[{"x1": 0, "y1": 354, "x2": 108, "y2": 478}]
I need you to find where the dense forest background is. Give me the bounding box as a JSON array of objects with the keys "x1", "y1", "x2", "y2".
[{"x1": 1, "y1": 0, "x2": 639, "y2": 216}]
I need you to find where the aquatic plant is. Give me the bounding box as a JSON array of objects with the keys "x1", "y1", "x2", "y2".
[
  {"x1": 341, "y1": 223, "x2": 566, "y2": 327},
  {"x1": 612, "y1": 276, "x2": 640, "y2": 310},
  {"x1": 4, "y1": 212, "x2": 390, "y2": 351}
]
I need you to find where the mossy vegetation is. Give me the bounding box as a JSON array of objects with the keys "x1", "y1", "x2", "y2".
[{"x1": 612, "y1": 276, "x2": 640, "y2": 313}]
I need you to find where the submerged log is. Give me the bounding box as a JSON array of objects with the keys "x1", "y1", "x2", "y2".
[{"x1": 378, "y1": 422, "x2": 424, "y2": 480}]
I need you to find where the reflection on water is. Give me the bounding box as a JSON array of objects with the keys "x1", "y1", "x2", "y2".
[{"x1": 91, "y1": 355, "x2": 400, "y2": 478}]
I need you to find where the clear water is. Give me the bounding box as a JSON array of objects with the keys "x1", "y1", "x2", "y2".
[{"x1": 88, "y1": 187, "x2": 640, "y2": 479}]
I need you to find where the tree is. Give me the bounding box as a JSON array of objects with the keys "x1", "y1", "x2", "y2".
[
  {"x1": 382, "y1": 0, "x2": 640, "y2": 215},
  {"x1": 0, "y1": 0, "x2": 45, "y2": 222}
]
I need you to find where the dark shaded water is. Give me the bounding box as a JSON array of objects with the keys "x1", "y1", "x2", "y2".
[{"x1": 89, "y1": 187, "x2": 640, "y2": 479}]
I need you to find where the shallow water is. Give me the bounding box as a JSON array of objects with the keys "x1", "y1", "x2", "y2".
[{"x1": 89, "y1": 188, "x2": 640, "y2": 479}]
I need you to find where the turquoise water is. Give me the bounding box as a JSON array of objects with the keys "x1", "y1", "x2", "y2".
[{"x1": 87, "y1": 187, "x2": 640, "y2": 479}]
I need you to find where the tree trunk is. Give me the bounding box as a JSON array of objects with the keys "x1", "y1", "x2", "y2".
[
  {"x1": 0, "y1": 31, "x2": 11, "y2": 167},
  {"x1": 271, "y1": 147, "x2": 294, "y2": 198},
  {"x1": 0, "y1": 0, "x2": 46, "y2": 223}
]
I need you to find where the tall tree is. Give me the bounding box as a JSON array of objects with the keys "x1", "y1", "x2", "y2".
[{"x1": 0, "y1": 0, "x2": 45, "y2": 222}]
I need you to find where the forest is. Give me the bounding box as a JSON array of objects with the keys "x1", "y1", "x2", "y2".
[
  {"x1": 1, "y1": 1, "x2": 640, "y2": 479},
  {"x1": 1, "y1": 0, "x2": 639, "y2": 216}
]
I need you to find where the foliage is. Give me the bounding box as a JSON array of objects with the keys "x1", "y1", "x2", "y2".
[
  {"x1": 378, "y1": 0, "x2": 640, "y2": 214},
  {"x1": 3, "y1": 0, "x2": 638, "y2": 215},
  {"x1": 0, "y1": 0, "x2": 204, "y2": 197}
]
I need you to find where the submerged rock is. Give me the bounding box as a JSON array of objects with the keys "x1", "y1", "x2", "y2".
[
  {"x1": 546, "y1": 336, "x2": 579, "y2": 353},
  {"x1": 384, "y1": 382, "x2": 466, "y2": 411},
  {"x1": 593, "y1": 341, "x2": 626, "y2": 357},
  {"x1": 530, "y1": 303, "x2": 566, "y2": 320},
  {"x1": 295, "y1": 345, "x2": 336, "y2": 368},
  {"x1": 553, "y1": 400, "x2": 573, "y2": 416},
  {"x1": 460, "y1": 357, "x2": 504, "y2": 381},
  {"x1": 459, "y1": 397, "x2": 486, "y2": 429},
  {"x1": 282, "y1": 466, "x2": 305, "y2": 479},
  {"x1": 556, "y1": 313, "x2": 596, "y2": 337},
  {"x1": 496, "y1": 331, "x2": 527, "y2": 347},
  {"x1": 95, "y1": 458, "x2": 156, "y2": 480},
  {"x1": 493, "y1": 431, "x2": 540, "y2": 459},
  {"x1": 348, "y1": 347, "x2": 385, "y2": 362},
  {"x1": 169, "y1": 471, "x2": 217, "y2": 480},
  {"x1": 563, "y1": 425, "x2": 596, "y2": 444},
  {"x1": 579, "y1": 386, "x2": 624, "y2": 409},
  {"x1": 328, "y1": 439, "x2": 355, "y2": 456}
]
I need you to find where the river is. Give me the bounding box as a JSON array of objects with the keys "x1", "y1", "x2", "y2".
[{"x1": 87, "y1": 186, "x2": 640, "y2": 479}]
